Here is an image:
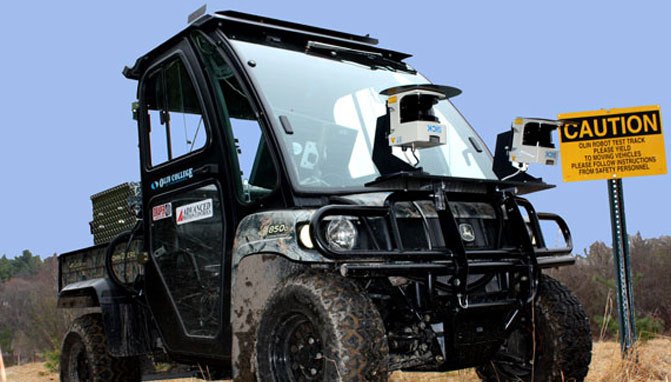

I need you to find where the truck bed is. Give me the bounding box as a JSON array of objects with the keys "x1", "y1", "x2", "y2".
[{"x1": 58, "y1": 242, "x2": 143, "y2": 291}]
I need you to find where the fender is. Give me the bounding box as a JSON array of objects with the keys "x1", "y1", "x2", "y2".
[
  {"x1": 58, "y1": 278, "x2": 151, "y2": 357},
  {"x1": 230, "y1": 253, "x2": 309, "y2": 380},
  {"x1": 231, "y1": 210, "x2": 330, "y2": 379},
  {"x1": 232, "y1": 209, "x2": 328, "y2": 265}
]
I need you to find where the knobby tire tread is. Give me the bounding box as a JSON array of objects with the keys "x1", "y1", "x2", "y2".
[
  {"x1": 255, "y1": 272, "x2": 389, "y2": 382},
  {"x1": 60, "y1": 313, "x2": 141, "y2": 382},
  {"x1": 477, "y1": 274, "x2": 592, "y2": 382}
]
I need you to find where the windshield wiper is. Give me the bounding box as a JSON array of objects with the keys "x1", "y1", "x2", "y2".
[{"x1": 306, "y1": 41, "x2": 416, "y2": 73}]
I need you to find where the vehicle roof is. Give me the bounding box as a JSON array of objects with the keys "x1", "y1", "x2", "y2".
[{"x1": 123, "y1": 10, "x2": 413, "y2": 80}]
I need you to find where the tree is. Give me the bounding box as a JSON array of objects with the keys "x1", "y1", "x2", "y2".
[
  {"x1": 0, "y1": 255, "x2": 12, "y2": 282},
  {"x1": 11, "y1": 250, "x2": 42, "y2": 277},
  {"x1": 550, "y1": 234, "x2": 671, "y2": 338},
  {"x1": 0, "y1": 255, "x2": 73, "y2": 364}
]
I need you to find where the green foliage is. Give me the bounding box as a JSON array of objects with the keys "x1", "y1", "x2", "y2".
[
  {"x1": 43, "y1": 348, "x2": 60, "y2": 373},
  {"x1": 550, "y1": 234, "x2": 671, "y2": 338},
  {"x1": 0, "y1": 255, "x2": 12, "y2": 282},
  {"x1": 594, "y1": 314, "x2": 619, "y2": 338},
  {"x1": 594, "y1": 314, "x2": 664, "y2": 341},
  {"x1": 11, "y1": 250, "x2": 42, "y2": 277},
  {"x1": 0, "y1": 326, "x2": 13, "y2": 352},
  {"x1": 593, "y1": 275, "x2": 616, "y2": 289},
  {"x1": 637, "y1": 316, "x2": 665, "y2": 340},
  {"x1": 0, "y1": 249, "x2": 43, "y2": 283},
  {"x1": 0, "y1": 250, "x2": 43, "y2": 281}
]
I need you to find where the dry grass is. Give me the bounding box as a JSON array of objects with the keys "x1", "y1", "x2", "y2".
[
  {"x1": 389, "y1": 368, "x2": 478, "y2": 381},
  {"x1": 4, "y1": 338, "x2": 670, "y2": 382},
  {"x1": 389, "y1": 339, "x2": 671, "y2": 382},
  {"x1": 590, "y1": 338, "x2": 671, "y2": 382}
]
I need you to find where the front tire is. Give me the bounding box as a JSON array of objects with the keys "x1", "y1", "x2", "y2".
[
  {"x1": 256, "y1": 273, "x2": 389, "y2": 382},
  {"x1": 60, "y1": 314, "x2": 141, "y2": 382},
  {"x1": 477, "y1": 275, "x2": 592, "y2": 382}
]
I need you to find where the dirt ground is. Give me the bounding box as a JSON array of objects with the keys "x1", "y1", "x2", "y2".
[
  {"x1": 3, "y1": 362, "x2": 57, "y2": 382},
  {"x1": 4, "y1": 338, "x2": 670, "y2": 382}
]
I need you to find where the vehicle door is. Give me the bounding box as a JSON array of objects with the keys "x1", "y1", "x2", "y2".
[
  {"x1": 137, "y1": 34, "x2": 282, "y2": 365},
  {"x1": 137, "y1": 39, "x2": 231, "y2": 361}
]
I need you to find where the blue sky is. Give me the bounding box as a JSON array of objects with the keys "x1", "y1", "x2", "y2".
[{"x1": 0, "y1": 1, "x2": 669, "y2": 257}]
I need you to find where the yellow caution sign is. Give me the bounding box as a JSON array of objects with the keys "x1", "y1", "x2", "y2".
[{"x1": 557, "y1": 105, "x2": 667, "y2": 182}]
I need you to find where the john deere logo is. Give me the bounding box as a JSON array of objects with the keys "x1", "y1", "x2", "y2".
[{"x1": 459, "y1": 223, "x2": 476, "y2": 242}]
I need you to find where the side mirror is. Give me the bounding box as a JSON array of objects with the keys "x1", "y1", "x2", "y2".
[{"x1": 493, "y1": 117, "x2": 560, "y2": 181}]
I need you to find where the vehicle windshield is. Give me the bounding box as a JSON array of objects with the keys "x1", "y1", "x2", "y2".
[{"x1": 230, "y1": 40, "x2": 497, "y2": 191}]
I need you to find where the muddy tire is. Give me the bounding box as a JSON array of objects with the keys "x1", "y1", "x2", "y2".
[
  {"x1": 477, "y1": 275, "x2": 592, "y2": 382},
  {"x1": 256, "y1": 273, "x2": 389, "y2": 382},
  {"x1": 60, "y1": 314, "x2": 142, "y2": 382}
]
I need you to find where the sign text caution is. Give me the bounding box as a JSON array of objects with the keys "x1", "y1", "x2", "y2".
[{"x1": 557, "y1": 105, "x2": 666, "y2": 181}]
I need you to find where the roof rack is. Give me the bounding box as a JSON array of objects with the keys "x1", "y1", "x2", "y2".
[
  {"x1": 124, "y1": 10, "x2": 411, "y2": 80},
  {"x1": 215, "y1": 10, "x2": 379, "y2": 46}
]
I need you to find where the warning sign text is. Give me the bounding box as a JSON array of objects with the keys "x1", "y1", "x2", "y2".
[{"x1": 557, "y1": 106, "x2": 667, "y2": 182}]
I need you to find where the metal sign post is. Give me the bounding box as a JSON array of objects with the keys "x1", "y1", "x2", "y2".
[{"x1": 607, "y1": 178, "x2": 637, "y2": 352}]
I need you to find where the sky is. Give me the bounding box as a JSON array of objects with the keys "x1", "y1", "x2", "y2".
[{"x1": 0, "y1": 1, "x2": 669, "y2": 258}]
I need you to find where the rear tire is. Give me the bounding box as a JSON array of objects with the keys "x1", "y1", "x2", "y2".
[
  {"x1": 477, "y1": 275, "x2": 592, "y2": 382},
  {"x1": 60, "y1": 314, "x2": 141, "y2": 382},
  {"x1": 256, "y1": 273, "x2": 389, "y2": 382}
]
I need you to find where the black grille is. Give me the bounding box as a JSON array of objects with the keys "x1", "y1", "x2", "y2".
[{"x1": 392, "y1": 201, "x2": 500, "y2": 250}]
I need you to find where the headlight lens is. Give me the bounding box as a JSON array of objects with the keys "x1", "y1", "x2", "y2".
[
  {"x1": 298, "y1": 224, "x2": 314, "y2": 249},
  {"x1": 325, "y1": 217, "x2": 358, "y2": 250}
]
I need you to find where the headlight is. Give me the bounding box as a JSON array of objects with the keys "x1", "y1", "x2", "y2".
[{"x1": 325, "y1": 217, "x2": 358, "y2": 250}]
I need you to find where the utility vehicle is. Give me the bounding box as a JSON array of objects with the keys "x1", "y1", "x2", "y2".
[{"x1": 57, "y1": 9, "x2": 592, "y2": 382}]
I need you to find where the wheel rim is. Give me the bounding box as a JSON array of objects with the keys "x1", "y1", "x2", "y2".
[
  {"x1": 268, "y1": 311, "x2": 325, "y2": 382},
  {"x1": 488, "y1": 313, "x2": 546, "y2": 381},
  {"x1": 490, "y1": 327, "x2": 533, "y2": 378},
  {"x1": 67, "y1": 339, "x2": 93, "y2": 382}
]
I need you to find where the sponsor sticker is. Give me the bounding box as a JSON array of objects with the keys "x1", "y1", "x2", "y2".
[
  {"x1": 176, "y1": 199, "x2": 213, "y2": 225},
  {"x1": 152, "y1": 203, "x2": 173, "y2": 221}
]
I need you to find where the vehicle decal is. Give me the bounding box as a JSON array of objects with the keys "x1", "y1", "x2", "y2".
[
  {"x1": 176, "y1": 198, "x2": 213, "y2": 225},
  {"x1": 233, "y1": 209, "x2": 324, "y2": 265},
  {"x1": 150, "y1": 168, "x2": 194, "y2": 190},
  {"x1": 152, "y1": 202, "x2": 173, "y2": 221}
]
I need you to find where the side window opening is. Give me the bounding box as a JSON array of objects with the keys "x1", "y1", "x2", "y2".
[
  {"x1": 144, "y1": 58, "x2": 208, "y2": 167},
  {"x1": 193, "y1": 33, "x2": 277, "y2": 203}
]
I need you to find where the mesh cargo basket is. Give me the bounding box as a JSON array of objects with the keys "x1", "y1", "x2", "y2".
[{"x1": 89, "y1": 182, "x2": 141, "y2": 245}]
